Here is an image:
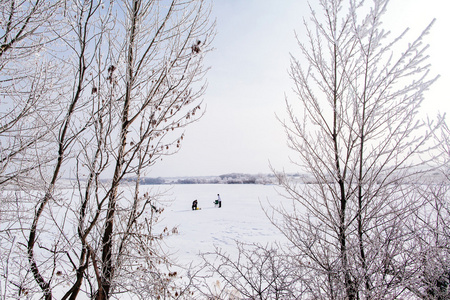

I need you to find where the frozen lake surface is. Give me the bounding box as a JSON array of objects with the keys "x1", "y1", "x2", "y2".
[{"x1": 150, "y1": 184, "x2": 288, "y2": 266}]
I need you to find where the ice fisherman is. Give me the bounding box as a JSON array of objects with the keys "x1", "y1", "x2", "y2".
[
  {"x1": 192, "y1": 199, "x2": 198, "y2": 210},
  {"x1": 216, "y1": 194, "x2": 222, "y2": 208}
]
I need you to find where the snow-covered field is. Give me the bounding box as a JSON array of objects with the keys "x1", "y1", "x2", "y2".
[
  {"x1": 151, "y1": 184, "x2": 288, "y2": 267},
  {"x1": 1, "y1": 184, "x2": 289, "y2": 298}
]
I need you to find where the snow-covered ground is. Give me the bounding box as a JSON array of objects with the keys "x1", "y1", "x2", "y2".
[
  {"x1": 0, "y1": 184, "x2": 289, "y2": 298},
  {"x1": 151, "y1": 184, "x2": 289, "y2": 267}
]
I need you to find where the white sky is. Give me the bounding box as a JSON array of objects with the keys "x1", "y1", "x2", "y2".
[{"x1": 148, "y1": 0, "x2": 450, "y2": 178}]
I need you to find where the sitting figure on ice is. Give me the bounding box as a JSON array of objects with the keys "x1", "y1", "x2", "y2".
[{"x1": 192, "y1": 199, "x2": 198, "y2": 210}]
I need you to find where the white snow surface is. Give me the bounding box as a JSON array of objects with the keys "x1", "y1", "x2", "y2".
[
  {"x1": 2, "y1": 184, "x2": 289, "y2": 299},
  {"x1": 151, "y1": 184, "x2": 288, "y2": 267}
]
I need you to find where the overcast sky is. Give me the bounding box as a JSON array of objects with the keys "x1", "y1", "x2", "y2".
[{"x1": 148, "y1": 0, "x2": 450, "y2": 178}]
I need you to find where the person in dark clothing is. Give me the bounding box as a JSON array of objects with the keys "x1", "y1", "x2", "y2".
[
  {"x1": 192, "y1": 199, "x2": 198, "y2": 210},
  {"x1": 217, "y1": 194, "x2": 221, "y2": 208}
]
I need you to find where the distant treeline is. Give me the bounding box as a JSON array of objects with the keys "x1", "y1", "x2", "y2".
[
  {"x1": 139, "y1": 173, "x2": 289, "y2": 185},
  {"x1": 121, "y1": 170, "x2": 445, "y2": 186}
]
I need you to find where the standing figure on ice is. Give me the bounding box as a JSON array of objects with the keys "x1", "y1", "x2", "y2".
[
  {"x1": 192, "y1": 199, "x2": 198, "y2": 210},
  {"x1": 216, "y1": 194, "x2": 221, "y2": 208}
]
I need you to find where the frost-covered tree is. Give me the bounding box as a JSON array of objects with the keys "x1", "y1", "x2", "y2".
[
  {"x1": 0, "y1": 0, "x2": 65, "y2": 186},
  {"x1": 406, "y1": 184, "x2": 450, "y2": 299},
  {"x1": 403, "y1": 122, "x2": 450, "y2": 299},
  {"x1": 87, "y1": 1, "x2": 214, "y2": 298},
  {"x1": 0, "y1": 0, "x2": 214, "y2": 299},
  {"x1": 273, "y1": 0, "x2": 442, "y2": 299},
  {"x1": 201, "y1": 242, "x2": 302, "y2": 299},
  {"x1": 0, "y1": 1, "x2": 68, "y2": 298}
]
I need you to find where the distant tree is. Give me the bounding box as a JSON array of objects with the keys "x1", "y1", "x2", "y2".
[
  {"x1": 273, "y1": 0, "x2": 442, "y2": 299},
  {"x1": 0, "y1": 0, "x2": 214, "y2": 299},
  {"x1": 142, "y1": 177, "x2": 167, "y2": 185}
]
